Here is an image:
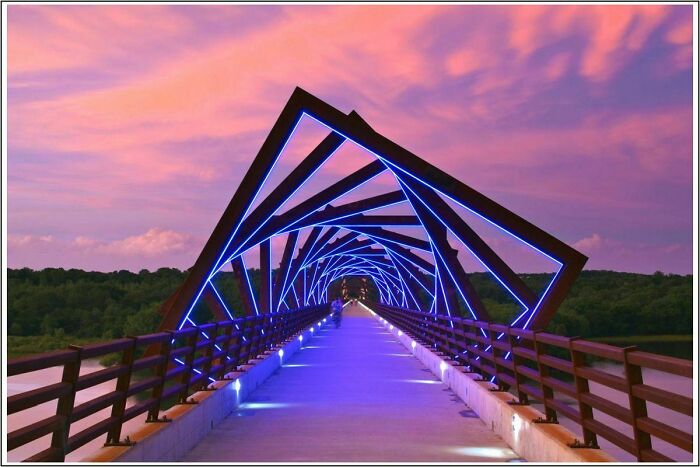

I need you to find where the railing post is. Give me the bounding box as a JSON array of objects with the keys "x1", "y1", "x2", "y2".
[
  {"x1": 507, "y1": 327, "x2": 528, "y2": 405},
  {"x1": 569, "y1": 337, "x2": 599, "y2": 448},
  {"x1": 51, "y1": 346, "x2": 82, "y2": 461},
  {"x1": 200, "y1": 323, "x2": 219, "y2": 390},
  {"x1": 623, "y1": 346, "x2": 651, "y2": 461},
  {"x1": 147, "y1": 332, "x2": 173, "y2": 422},
  {"x1": 462, "y1": 319, "x2": 477, "y2": 375},
  {"x1": 230, "y1": 319, "x2": 244, "y2": 372},
  {"x1": 216, "y1": 323, "x2": 234, "y2": 380},
  {"x1": 476, "y1": 321, "x2": 489, "y2": 380},
  {"x1": 532, "y1": 331, "x2": 556, "y2": 421},
  {"x1": 106, "y1": 336, "x2": 137, "y2": 444},
  {"x1": 486, "y1": 323, "x2": 505, "y2": 391},
  {"x1": 177, "y1": 329, "x2": 199, "y2": 404}
]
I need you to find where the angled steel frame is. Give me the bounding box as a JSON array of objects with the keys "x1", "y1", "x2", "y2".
[{"x1": 153, "y1": 87, "x2": 586, "y2": 343}]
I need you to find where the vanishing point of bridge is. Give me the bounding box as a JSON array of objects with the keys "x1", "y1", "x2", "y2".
[{"x1": 6, "y1": 89, "x2": 693, "y2": 463}]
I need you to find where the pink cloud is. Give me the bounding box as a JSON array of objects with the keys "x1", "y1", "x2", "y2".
[
  {"x1": 573, "y1": 233, "x2": 605, "y2": 252},
  {"x1": 8, "y1": 229, "x2": 202, "y2": 271},
  {"x1": 90, "y1": 228, "x2": 196, "y2": 257},
  {"x1": 11, "y1": 229, "x2": 198, "y2": 257},
  {"x1": 503, "y1": 5, "x2": 671, "y2": 81},
  {"x1": 8, "y1": 5, "x2": 191, "y2": 75},
  {"x1": 580, "y1": 6, "x2": 667, "y2": 81},
  {"x1": 8, "y1": 234, "x2": 54, "y2": 246},
  {"x1": 6, "y1": 5, "x2": 693, "y2": 274},
  {"x1": 8, "y1": 5, "x2": 447, "y2": 193},
  {"x1": 430, "y1": 106, "x2": 690, "y2": 172}
]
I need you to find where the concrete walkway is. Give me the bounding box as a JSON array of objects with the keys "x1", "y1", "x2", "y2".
[{"x1": 184, "y1": 305, "x2": 520, "y2": 462}]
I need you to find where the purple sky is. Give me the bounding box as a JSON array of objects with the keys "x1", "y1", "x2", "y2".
[{"x1": 6, "y1": 4, "x2": 694, "y2": 274}]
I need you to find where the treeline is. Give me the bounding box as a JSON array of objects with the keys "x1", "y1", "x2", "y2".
[
  {"x1": 7, "y1": 268, "x2": 692, "y2": 345},
  {"x1": 468, "y1": 271, "x2": 692, "y2": 337}
]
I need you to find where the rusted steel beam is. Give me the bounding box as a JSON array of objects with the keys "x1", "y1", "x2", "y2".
[
  {"x1": 285, "y1": 191, "x2": 406, "y2": 231},
  {"x1": 201, "y1": 283, "x2": 234, "y2": 321},
  {"x1": 155, "y1": 89, "x2": 310, "y2": 333},
  {"x1": 272, "y1": 231, "x2": 300, "y2": 312},
  {"x1": 404, "y1": 178, "x2": 538, "y2": 309},
  {"x1": 403, "y1": 185, "x2": 488, "y2": 320},
  {"x1": 259, "y1": 239, "x2": 272, "y2": 314},
  {"x1": 231, "y1": 256, "x2": 257, "y2": 316},
  {"x1": 236, "y1": 161, "x2": 386, "y2": 254}
]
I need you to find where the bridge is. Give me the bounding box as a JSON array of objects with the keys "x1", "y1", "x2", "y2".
[{"x1": 6, "y1": 89, "x2": 694, "y2": 463}]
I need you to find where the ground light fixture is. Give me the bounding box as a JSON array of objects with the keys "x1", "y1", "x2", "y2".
[{"x1": 439, "y1": 361, "x2": 448, "y2": 379}]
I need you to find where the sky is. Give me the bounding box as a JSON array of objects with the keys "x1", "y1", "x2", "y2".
[{"x1": 6, "y1": 4, "x2": 695, "y2": 274}]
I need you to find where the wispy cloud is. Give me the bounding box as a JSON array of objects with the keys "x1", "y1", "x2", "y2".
[
  {"x1": 7, "y1": 4, "x2": 693, "y2": 273},
  {"x1": 8, "y1": 229, "x2": 202, "y2": 271}
]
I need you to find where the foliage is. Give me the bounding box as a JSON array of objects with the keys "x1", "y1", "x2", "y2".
[
  {"x1": 7, "y1": 335, "x2": 101, "y2": 359},
  {"x1": 6, "y1": 268, "x2": 692, "y2": 359}
]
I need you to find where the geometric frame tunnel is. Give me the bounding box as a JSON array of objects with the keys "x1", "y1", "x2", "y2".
[{"x1": 152, "y1": 87, "x2": 587, "y2": 340}]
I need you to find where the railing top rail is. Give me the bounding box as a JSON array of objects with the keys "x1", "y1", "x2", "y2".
[
  {"x1": 532, "y1": 332, "x2": 571, "y2": 348},
  {"x1": 76, "y1": 338, "x2": 135, "y2": 359},
  {"x1": 133, "y1": 332, "x2": 173, "y2": 346},
  {"x1": 8, "y1": 348, "x2": 79, "y2": 376},
  {"x1": 625, "y1": 350, "x2": 693, "y2": 377}
]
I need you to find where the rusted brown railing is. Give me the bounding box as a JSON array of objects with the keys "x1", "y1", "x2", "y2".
[
  {"x1": 7, "y1": 304, "x2": 329, "y2": 462},
  {"x1": 370, "y1": 302, "x2": 693, "y2": 462}
]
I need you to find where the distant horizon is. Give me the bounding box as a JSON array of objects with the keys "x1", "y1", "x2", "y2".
[
  {"x1": 7, "y1": 5, "x2": 694, "y2": 275},
  {"x1": 6, "y1": 265, "x2": 691, "y2": 277}
]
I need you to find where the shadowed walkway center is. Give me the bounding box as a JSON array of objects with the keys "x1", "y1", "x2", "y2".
[{"x1": 183, "y1": 305, "x2": 519, "y2": 462}]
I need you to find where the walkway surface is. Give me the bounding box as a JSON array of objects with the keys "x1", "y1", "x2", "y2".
[{"x1": 184, "y1": 304, "x2": 520, "y2": 462}]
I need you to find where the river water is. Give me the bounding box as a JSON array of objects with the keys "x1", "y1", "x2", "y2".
[
  {"x1": 529, "y1": 361, "x2": 693, "y2": 462},
  {"x1": 7, "y1": 360, "x2": 144, "y2": 462}
]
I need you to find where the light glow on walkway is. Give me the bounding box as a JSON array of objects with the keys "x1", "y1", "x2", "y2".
[{"x1": 448, "y1": 447, "x2": 518, "y2": 459}]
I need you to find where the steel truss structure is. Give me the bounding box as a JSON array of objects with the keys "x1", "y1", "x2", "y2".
[{"x1": 155, "y1": 87, "x2": 587, "y2": 334}]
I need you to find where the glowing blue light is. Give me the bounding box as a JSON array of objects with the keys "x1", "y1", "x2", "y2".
[
  {"x1": 233, "y1": 169, "x2": 388, "y2": 265},
  {"x1": 180, "y1": 111, "x2": 307, "y2": 329},
  {"x1": 398, "y1": 177, "x2": 533, "y2": 312},
  {"x1": 398, "y1": 379, "x2": 442, "y2": 385},
  {"x1": 301, "y1": 110, "x2": 565, "y2": 327},
  {"x1": 240, "y1": 255, "x2": 260, "y2": 315},
  {"x1": 225, "y1": 140, "x2": 348, "y2": 263},
  {"x1": 208, "y1": 282, "x2": 235, "y2": 320}
]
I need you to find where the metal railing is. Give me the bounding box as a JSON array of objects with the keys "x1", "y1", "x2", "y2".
[
  {"x1": 7, "y1": 304, "x2": 329, "y2": 462},
  {"x1": 369, "y1": 302, "x2": 693, "y2": 462}
]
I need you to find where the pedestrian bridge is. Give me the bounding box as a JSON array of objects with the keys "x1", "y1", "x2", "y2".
[{"x1": 6, "y1": 89, "x2": 694, "y2": 463}]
